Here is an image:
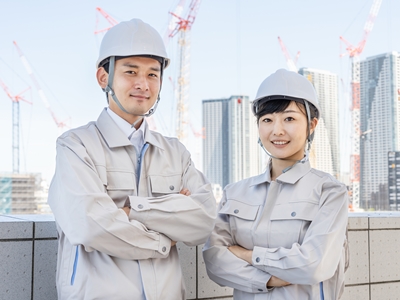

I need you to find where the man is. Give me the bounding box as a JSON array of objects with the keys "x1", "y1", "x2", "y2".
[{"x1": 48, "y1": 18, "x2": 216, "y2": 300}]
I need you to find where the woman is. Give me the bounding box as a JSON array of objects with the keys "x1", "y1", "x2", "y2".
[{"x1": 203, "y1": 69, "x2": 348, "y2": 299}]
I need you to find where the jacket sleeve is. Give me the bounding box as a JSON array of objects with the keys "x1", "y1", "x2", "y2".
[
  {"x1": 252, "y1": 180, "x2": 349, "y2": 285},
  {"x1": 128, "y1": 150, "x2": 217, "y2": 246},
  {"x1": 48, "y1": 134, "x2": 172, "y2": 260},
  {"x1": 202, "y1": 194, "x2": 273, "y2": 294}
]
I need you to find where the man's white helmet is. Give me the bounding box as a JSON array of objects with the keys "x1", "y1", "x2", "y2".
[
  {"x1": 96, "y1": 18, "x2": 170, "y2": 69},
  {"x1": 252, "y1": 69, "x2": 320, "y2": 118}
]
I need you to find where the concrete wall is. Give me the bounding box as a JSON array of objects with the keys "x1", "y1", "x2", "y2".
[{"x1": 1, "y1": 213, "x2": 400, "y2": 300}]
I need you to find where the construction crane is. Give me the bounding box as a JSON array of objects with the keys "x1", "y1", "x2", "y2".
[
  {"x1": 339, "y1": 0, "x2": 383, "y2": 209},
  {"x1": 94, "y1": 7, "x2": 118, "y2": 35},
  {"x1": 13, "y1": 41, "x2": 69, "y2": 129},
  {"x1": 0, "y1": 78, "x2": 31, "y2": 173},
  {"x1": 168, "y1": 0, "x2": 201, "y2": 144},
  {"x1": 277, "y1": 36, "x2": 300, "y2": 72}
]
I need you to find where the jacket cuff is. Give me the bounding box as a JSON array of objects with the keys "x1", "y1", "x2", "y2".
[{"x1": 156, "y1": 233, "x2": 171, "y2": 257}]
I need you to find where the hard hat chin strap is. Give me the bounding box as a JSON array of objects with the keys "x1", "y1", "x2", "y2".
[
  {"x1": 102, "y1": 56, "x2": 162, "y2": 128},
  {"x1": 258, "y1": 138, "x2": 308, "y2": 173}
]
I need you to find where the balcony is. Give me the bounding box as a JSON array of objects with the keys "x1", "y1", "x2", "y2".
[{"x1": 1, "y1": 213, "x2": 400, "y2": 300}]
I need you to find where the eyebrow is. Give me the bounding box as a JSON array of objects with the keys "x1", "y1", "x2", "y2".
[
  {"x1": 282, "y1": 110, "x2": 301, "y2": 114},
  {"x1": 122, "y1": 63, "x2": 161, "y2": 72}
]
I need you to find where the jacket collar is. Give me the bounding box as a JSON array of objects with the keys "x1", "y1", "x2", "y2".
[
  {"x1": 96, "y1": 108, "x2": 164, "y2": 150},
  {"x1": 250, "y1": 159, "x2": 311, "y2": 186}
]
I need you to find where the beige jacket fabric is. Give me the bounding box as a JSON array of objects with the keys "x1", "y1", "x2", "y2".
[
  {"x1": 48, "y1": 108, "x2": 216, "y2": 300},
  {"x1": 203, "y1": 160, "x2": 348, "y2": 300}
]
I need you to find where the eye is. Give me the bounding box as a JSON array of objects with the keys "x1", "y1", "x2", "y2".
[
  {"x1": 262, "y1": 118, "x2": 272, "y2": 123},
  {"x1": 285, "y1": 117, "x2": 295, "y2": 121},
  {"x1": 125, "y1": 70, "x2": 136, "y2": 75}
]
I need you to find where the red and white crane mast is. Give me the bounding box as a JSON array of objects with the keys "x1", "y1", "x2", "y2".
[
  {"x1": 0, "y1": 78, "x2": 31, "y2": 173},
  {"x1": 340, "y1": 0, "x2": 382, "y2": 209},
  {"x1": 169, "y1": 0, "x2": 201, "y2": 144}
]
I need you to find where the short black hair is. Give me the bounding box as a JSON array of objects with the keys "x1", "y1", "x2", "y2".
[
  {"x1": 98, "y1": 55, "x2": 164, "y2": 73},
  {"x1": 254, "y1": 99, "x2": 318, "y2": 123}
]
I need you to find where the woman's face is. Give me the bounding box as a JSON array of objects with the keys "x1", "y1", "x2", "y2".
[{"x1": 258, "y1": 101, "x2": 317, "y2": 161}]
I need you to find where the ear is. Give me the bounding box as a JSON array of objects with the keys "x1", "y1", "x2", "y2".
[
  {"x1": 96, "y1": 67, "x2": 108, "y2": 89},
  {"x1": 310, "y1": 118, "x2": 318, "y2": 134}
]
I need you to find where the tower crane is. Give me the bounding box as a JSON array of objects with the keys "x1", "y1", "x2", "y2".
[
  {"x1": 13, "y1": 41, "x2": 69, "y2": 129},
  {"x1": 168, "y1": 0, "x2": 201, "y2": 144},
  {"x1": 339, "y1": 0, "x2": 383, "y2": 209},
  {"x1": 277, "y1": 36, "x2": 300, "y2": 72},
  {"x1": 0, "y1": 78, "x2": 31, "y2": 173},
  {"x1": 94, "y1": 7, "x2": 118, "y2": 35}
]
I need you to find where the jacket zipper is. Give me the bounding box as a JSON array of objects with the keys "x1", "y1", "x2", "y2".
[
  {"x1": 70, "y1": 246, "x2": 79, "y2": 285},
  {"x1": 320, "y1": 282, "x2": 324, "y2": 300},
  {"x1": 136, "y1": 143, "x2": 149, "y2": 192}
]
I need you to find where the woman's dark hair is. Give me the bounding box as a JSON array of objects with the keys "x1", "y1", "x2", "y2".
[{"x1": 255, "y1": 99, "x2": 318, "y2": 123}]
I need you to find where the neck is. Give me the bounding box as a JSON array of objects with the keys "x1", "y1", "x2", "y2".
[{"x1": 270, "y1": 158, "x2": 297, "y2": 181}]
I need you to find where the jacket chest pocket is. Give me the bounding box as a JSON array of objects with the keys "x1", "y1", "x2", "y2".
[
  {"x1": 219, "y1": 199, "x2": 260, "y2": 249},
  {"x1": 269, "y1": 201, "x2": 318, "y2": 248},
  {"x1": 149, "y1": 174, "x2": 182, "y2": 197},
  {"x1": 106, "y1": 171, "x2": 136, "y2": 206}
]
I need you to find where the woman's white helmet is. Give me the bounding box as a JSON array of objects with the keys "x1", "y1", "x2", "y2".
[{"x1": 252, "y1": 69, "x2": 320, "y2": 118}]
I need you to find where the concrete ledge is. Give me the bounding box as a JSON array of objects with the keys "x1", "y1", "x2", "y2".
[{"x1": 1, "y1": 214, "x2": 400, "y2": 300}]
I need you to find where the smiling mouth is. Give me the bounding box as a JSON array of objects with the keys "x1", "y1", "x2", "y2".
[
  {"x1": 271, "y1": 141, "x2": 289, "y2": 145},
  {"x1": 130, "y1": 94, "x2": 150, "y2": 99}
]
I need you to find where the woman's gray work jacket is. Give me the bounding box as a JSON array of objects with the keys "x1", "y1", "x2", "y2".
[
  {"x1": 203, "y1": 160, "x2": 348, "y2": 300},
  {"x1": 48, "y1": 108, "x2": 217, "y2": 300}
]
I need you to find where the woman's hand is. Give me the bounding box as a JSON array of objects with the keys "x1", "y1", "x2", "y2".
[
  {"x1": 228, "y1": 245, "x2": 291, "y2": 288},
  {"x1": 228, "y1": 245, "x2": 253, "y2": 264}
]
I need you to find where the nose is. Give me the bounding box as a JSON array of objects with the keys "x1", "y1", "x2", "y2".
[
  {"x1": 272, "y1": 120, "x2": 285, "y2": 136},
  {"x1": 134, "y1": 74, "x2": 149, "y2": 91}
]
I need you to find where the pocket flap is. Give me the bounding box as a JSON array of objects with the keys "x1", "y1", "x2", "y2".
[
  {"x1": 219, "y1": 199, "x2": 259, "y2": 221},
  {"x1": 149, "y1": 174, "x2": 181, "y2": 194},
  {"x1": 270, "y1": 202, "x2": 318, "y2": 221},
  {"x1": 106, "y1": 171, "x2": 135, "y2": 190}
]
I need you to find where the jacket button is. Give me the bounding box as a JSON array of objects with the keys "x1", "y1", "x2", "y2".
[
  {"x1": 138, "y1": 204, "x2": 143, "y2": 209},
  {"x1": 291, "y1": 212, "x2": 296, "y2": 217},
  {"x1": 256, "y1": 257, "x2": 260, "y2": 263},
  {"x1": 169, "y1": 185, "x2": 174, "y2": 190},
  {"x1": 162, "y1": 246, "x2": 166, "y2": 252},
  {"x1": 234, "y1": 209, "x2": 239, "y2": 214}
]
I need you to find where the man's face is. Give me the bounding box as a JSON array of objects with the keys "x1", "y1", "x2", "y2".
[{"x1": 98, "y1": 56, "x2": 161, "y2": 123}]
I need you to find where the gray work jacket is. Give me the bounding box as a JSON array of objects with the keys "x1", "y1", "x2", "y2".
[
  {"x1": 48, "y1": 108, "x2": 216, "y2": 300},
  {"x1": 203, "y1": 160, "x2": 348, "y2": 300}
]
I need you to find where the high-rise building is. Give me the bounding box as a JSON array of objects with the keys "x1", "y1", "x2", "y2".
[
  {"x1": 203, "y1": 95, "x2": 261, "y2": 188},
  {"x1": 298, "y1": 68, "x2": 340, "y2": 178},
  {"x1": 360, "y1": 51, "x2": 400, "y2": 210}
]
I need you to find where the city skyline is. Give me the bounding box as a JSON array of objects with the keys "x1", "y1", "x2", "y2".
[{"x1": 1, "y1": 0, "x2": 400, "y2": 182}]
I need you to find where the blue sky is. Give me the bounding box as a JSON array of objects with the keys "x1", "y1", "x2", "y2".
[{"x1": 1, "y1": 0, "x2": 399, "y2": 181}]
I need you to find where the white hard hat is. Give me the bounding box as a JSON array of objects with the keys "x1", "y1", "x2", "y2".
[
  {"x1": 252, "y1": 69, "x2": 320, "y2": 118},
  {"x1": 96, "y1": 18, "x2": 170, "y2": 69}
]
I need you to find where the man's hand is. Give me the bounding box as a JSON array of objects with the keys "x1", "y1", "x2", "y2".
[
  {"x1": 228, "y1": 245, "x2": 253, "y2": 264},
  {"x1": 179, "y1": 188, "x2": 191, "y2": 196},
  {"x1": 122, "y1": 206, "x2": 130, "y2": 216},
  {"x1": 267, "y1": 276, "x2": 291, "y2": 287}
]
